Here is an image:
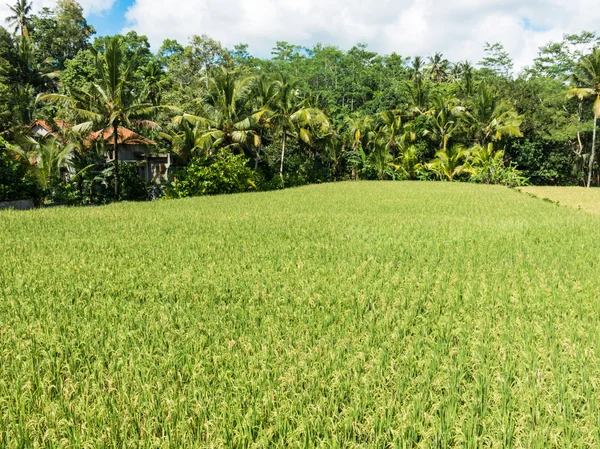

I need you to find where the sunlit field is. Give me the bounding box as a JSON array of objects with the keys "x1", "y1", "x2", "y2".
[
  {"x1": 2, "y1": 182, "x2": 600, "y2": 448},
  {"x1": 522, "y1": 185, "x2": 600, "y2": 216}
]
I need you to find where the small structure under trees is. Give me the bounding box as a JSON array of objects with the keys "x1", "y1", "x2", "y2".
[{"x1": 30, "y1": 120, "x2": 171, "y2": 183}]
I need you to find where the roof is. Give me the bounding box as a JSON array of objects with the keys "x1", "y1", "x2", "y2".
[
  {"x1": 29, "y1": 120, "x2": 156, "y2": 148},
  {"x1": 29, "y1": 119, "x2": 71, "y2": 135},
  {"x1": 86, "y1": 126, "x2": 156, "y2": 146}
]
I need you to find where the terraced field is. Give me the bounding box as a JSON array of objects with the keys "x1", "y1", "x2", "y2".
[
  {"x1": 1, "y1": 182, "x2": 600, "y2": 448},
  {"x1": 522, "y1": 185, "x2": 600, "y2": 215}
]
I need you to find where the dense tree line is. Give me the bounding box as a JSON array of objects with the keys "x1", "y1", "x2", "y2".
[{"x1": 1, "y1": 0, "x2": 600, "y2": 204}]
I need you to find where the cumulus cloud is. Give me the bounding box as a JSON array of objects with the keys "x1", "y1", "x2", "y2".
[
  {"x1": 0, "y1": 0, "x2": 115, "y2": 26},
  {"x1": 121, "y1": 0, "x2": 599, "y2": 70}
]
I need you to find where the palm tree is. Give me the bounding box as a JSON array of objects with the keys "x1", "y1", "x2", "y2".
[
  {"x1": 408, "y1": 56, "x2": 429, "y2": 110},
  {"x1": 376, "y1": 110, "x2": 405, "y2": 158},
  {"x1": 269, "y1": 75, "x2": 329, "y2": 186},
  {"x1": 568, "y1": 48, "x2": 600, "y2": 187},
  {"x1": 40, "y1": 36, "x2": 162, "y2": 199},
  {"x1": 370, "y1": 139, "x2": 392, "y2": 180},
  {"x1": 345, "y1": 113, "x2": 375, "y2": 152},
  {"x1": 428, "y1": 145, "x2": 470, "y2": 181},
  {"x1": 467, "y1": 83, "x2": 523, "y2": 146},
  {"x1": 428, "y1": 52, "x2": 449, "y2": 83},
  {"x1": 460, "y1": 61, "x2": 475, "y2": 97},
  {"x1": 179, "y1": 68, "x2": 262, "y2": 156},
  {"x1": 251, "y1": 74, "x2": 279, "y2": 169},
  {"x1": 11, "y1": 136, "x2": 75, "y2": 190},
  {"x1": 423, "y1": 94, "x2": 465, "y2": 152},
  {"x1": 140, "y1": 60, "x2": 166, "y2": 107},
  {"x1": 467, "y1": 142, "x2": 505, "y2": 183},
  {"x1": 160, "y1": 120, "x2": 204, "y2": 164},
  {"x1": 390, "y1": 146, "x2": 423, "y2": 180},
  {"x1": 344, "y1": 113, "x2": 375, "y2": 180},
  {"x1": 5, "y1": 0, "x2": 32, "y2": 37}
]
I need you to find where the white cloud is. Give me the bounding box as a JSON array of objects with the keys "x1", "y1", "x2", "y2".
[
  {"x1": 0, "y1": 0, "x2": 115, "y2": 27},
  {"x1": 121, "y1": 0, "x2": 600, "y2": 71},
  {"x1": 1, "y1": 0, "x2": 598, "y2": 71},
  {"x1": 124, "y1": 0, "x2": 593, "y2": 70}
]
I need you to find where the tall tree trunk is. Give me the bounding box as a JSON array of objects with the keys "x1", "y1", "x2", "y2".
[
  {"x1": 279, "y1": 132, "x2": 286, "y2": 187},
  {"x1": 587, "y1": 115, "x2": 597, "y2": 188},
  {"x1": 113, "y1": 122, "x2": 120, "y2": 199}
]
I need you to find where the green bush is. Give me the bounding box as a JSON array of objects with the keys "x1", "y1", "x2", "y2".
[
  {"x1": 166, "y1": 152, "x2": 256, "y2": 198},
  {"x1": 118, "y1": 163, "x2": 149, "y2": 201},
  {"x1": 0, "y1": 144, "x2": 40, "y2": 202}
]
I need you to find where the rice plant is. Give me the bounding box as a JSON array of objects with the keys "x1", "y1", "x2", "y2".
[{"x1": 1, "y1": 181, "x2": 600, "y2": 447}]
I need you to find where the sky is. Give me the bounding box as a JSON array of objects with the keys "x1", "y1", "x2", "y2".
[{"x1": 1, "y1": 0, "x2": 599, "y2": 70}]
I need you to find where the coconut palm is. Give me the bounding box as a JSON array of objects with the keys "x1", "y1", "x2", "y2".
[
  {"x1": 251, "y1": 74, "x2": 279, "y2": 169},
  {"x1": 376, "y1": 110, "x2": 405, "y2": 158},
  {"x1": 467, "y1": 83, "x2": 523, "y2": 146},
  {"x1": 408, "y1": 56, "x2": 429, "y2": 110},
  {"x1": 39, "y1": 36, "x2": 163, "y2": 199},
  {"x1": 345, "y1": 113, "x2": 375, "y2": 152},
  {"x1": 370, "y1": 139, "x2": 393, "y2": 180},
  {"x1": 568, "y1": 48, "x2": 600, "y2": 187},
  {"x1": 269, "y1": 74, "x2": 329, "y2": 186},
  {"x1": 428, "y1": 145, "x2": 471, "y2": 181},
  {"x1": 5, "y1": 0, "x2": 31, "y2": 37},
  {"x1": 428, "y1": 52, "x2": 449, "y2": 83},
  {"x1": 160, "y1": 120, "x2": 204, "y2": 164},
  {"x1": 390, "y1": 146, "x2": 423, "y2": 180},
  {"x1": 423, "y1": 94, "x2": 465, "y2": 152},
  {"x1": 11, "y1": 136, "x2": 75, "y2": 190},
  {"x1": 178, "y1": 68, "x2": 263, "y2": 157},
  {"x1": 467, "y1": 142, "x2": 505, "y2": 182}
]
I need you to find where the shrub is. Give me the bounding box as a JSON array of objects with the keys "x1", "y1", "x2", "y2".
[
  {"x1": 166, "y1": 152, "x2": 256, "y2": 198},
  {"x1": 0, "y1": 142, "x2": 40, "y2": 202}
]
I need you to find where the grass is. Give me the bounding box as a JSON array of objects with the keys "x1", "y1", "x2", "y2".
[
  {"x1": 521, "y1": 185, "x2": 600, "y2": 215},
  {"x1": 1, "y1": 181, "x2": 600, "y2": 448}
]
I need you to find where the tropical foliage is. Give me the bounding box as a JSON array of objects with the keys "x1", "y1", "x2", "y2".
[{"x1": 1, "y1": 0, "x2": 600, "y2": 206}]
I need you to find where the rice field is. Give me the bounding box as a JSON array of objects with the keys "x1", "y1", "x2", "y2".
[
  {"x1": 2, "y1": 181, "x2": 600, "y2": 448},
  {"x1": 521, "y1": 186, "x2": 600, "y2": 216}
]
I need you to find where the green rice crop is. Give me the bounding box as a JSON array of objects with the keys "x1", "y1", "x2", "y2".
[
  {"x1": 521, "y1": 186, "x2": 600, "y2": 216},
  {"x1": 1, "y1": 181, "x2": 600, "y2": 448}
]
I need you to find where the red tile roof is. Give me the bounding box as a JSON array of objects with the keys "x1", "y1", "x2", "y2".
[
  {"x1": 30, "y1": 121, "x2": 155, "y2": 147},
  {"x1": 29, "y1": 119, "x2": 71, "y2": 134},
  {"x1": 86, "y1": 126, "x2": 156, "y2": 146}
]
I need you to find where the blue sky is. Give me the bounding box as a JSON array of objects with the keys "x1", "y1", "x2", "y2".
[
  {"x1": 1, "y1": 0, "x2": 599, "y2": 70},
  {"x1": 88, "y1": 0, "x2": 131, "y2": 37}
]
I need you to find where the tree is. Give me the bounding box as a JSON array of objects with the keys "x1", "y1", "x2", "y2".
[
  {"x1": 480, "y1": 42, "x2": 514, "y2": 78},
  {"x1": 407, "y1": 56, "x2": 429, "y2": 110},
  {"x1": 30, "y1": 0, "x2": 95, "y2": 69},
  {"x1": 532, "y1": 31, "x2": 599, "y2": 80},
  {"x1": 160, "y1": 119, "x2": 204, "y2": 164},
  {"x1": 390, "y1": 146, "x2": 423, "y2": 180},
  {"x1": 40, "y1": 36, "x2": 161, "y2": 199},
  {"x1": 423, "y1": 94, "x2": 465, "y2": 152},
  {"x1": 468, "y1": 83, "x2": 523, "y2": 145},
  {"x1": 568, "y1": 48, "x2": 600, "y2": 187},
  {"x1": 428, "y1": 145, "x2": 470, "y2": 181},
  {"x1": 428, "y1": 52, "x2": 449, "y2": 83},
  {"x1": 179, "y1": 68, "x2": 260, "y2": 155},
  {"x1": 269, "y1": 75, "x2": 329, "y2": 185},
  {"x1": 251, "y1": 73, "x2": 279, "y2": 168},
  {"x1": 11, "y1": 135, "x2": 74, "y2": 190},
  {"x1": 5, "y1": 0, "x2": 31, "y2": 37}
]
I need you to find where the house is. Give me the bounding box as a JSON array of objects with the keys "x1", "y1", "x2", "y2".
[
  {"x1": 29, "y1": 120, "x2": 171, "y2": 184},
  {"x1": 87, "y1": 126, "x2": 171, "y2": 184},
  {"x1": 30, "y1": 120, "x2": 71, "y2": 139}
]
